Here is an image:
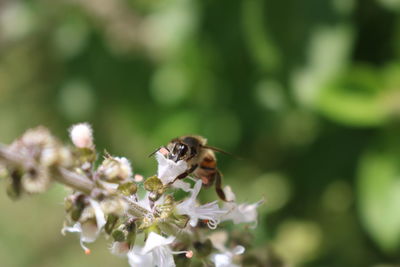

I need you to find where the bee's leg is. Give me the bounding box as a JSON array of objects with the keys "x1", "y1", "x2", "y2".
[
  {"x1": 169, "y1": 164, "x2": 198, "y2": 185},
  {"x1": 215, "y1": 170, "x2": 227, "y2": 202}
]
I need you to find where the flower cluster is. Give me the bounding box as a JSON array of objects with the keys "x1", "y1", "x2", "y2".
[{"x1": 0, "y1": 123, "x2": 263, "y2": 267}]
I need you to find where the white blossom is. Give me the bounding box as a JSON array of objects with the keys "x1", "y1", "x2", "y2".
[
  {"x1": 208, "y1": 233, "x2": 245, "y2": 267},
  {"x1": 69, "y1": 123, "x2": 93, "y2": 149},
  {"x1": 155, "y1": 152, "x2": 187, "y2": 185},
  {"x1": 128, "y1": 232, "x2": 178, "y2": 267},
  {"x1": 110, "y1": 241, "x2": 130, "y2": 256},
  {"x1": 210, "y1": 245, "x2": 245, "y2": 267},
  {"x1": 137, "y1": 191, "x2": 152, "y2": 211},
  {"x1": 220, "y1": 186, "x2": 264, "y2": 226},
  {"x1": 142, "y1": 232, "x2": 177, "y2": 267},
  {"x1": 62, "y1": 199, "x2": 106, "y2": 254},
  {"x1": 98, "y1": 156, "x2": 133, "y2": 182},
  {"x1": 176, "y1": 180, "x2": 226, "y2": 229},
  {"x1": 127, "y1": 232, "x2": 192, "y2": 267},
  {"x1": 115, "y1": 157, "x2": 133, "y2": 179},
  {"x1": 171, "y1": 179, "x2": 191, "y2": 192},
  {"x1": 128, "y1": 246, "x2": 153, "y2": 267}
]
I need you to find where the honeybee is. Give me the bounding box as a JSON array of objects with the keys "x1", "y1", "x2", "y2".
[{"x1": 151, "y1": 135, "x2": 229, "y2": 201}]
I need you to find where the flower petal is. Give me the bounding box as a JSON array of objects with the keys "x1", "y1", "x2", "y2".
[
  {"x1": 152, "y1": 246, "x2": 176, "y2": 267},
  {"x1": 171, "y1": 180, "x2": 191, "y2": 192},
  {"x1": 128, "y1": 246, "x2": 153, "y2": 267},
  {"x1": 142, "y1": 232, "x2": 175, "y2": 254},
  {"x1": 89, "y1": 199, "x2": 106, "y2": 230},
  {"x1": 110, "y1": 241, "x2": 130, "y2": 256},
  {"x1": 223, "y1": 186, "x2": 236, "y2": 202},
  {"x1": 231, "y1": 245, "x2": 245, "y2": 255},
  {"x1": 156, "y1": 152, "x2": 188, "y2": 185},
  {"x1": 176, "y1": 180, "x2": 225, "y2": 228}
]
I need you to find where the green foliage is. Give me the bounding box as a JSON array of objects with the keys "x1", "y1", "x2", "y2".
[
  {"x1": 358, "y1": 148, "x2": 400, "y2": 252},
  {"x1": 1, "y1": 0, "x2": 400, "y2": 266}
]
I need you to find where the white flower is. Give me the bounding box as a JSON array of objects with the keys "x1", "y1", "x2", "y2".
[
  {"x1": 220, "y1": 186, "x2": 264, "y2": 226},
  {"x1": 128, "y1": 232, "x2": 188, "y2": 267},
  {"x1": 176, "y1": 180, "x2": 226, "y2": 229},
  {"x1": 128, "y1": 246, "x2": 153, "y2": 267},
  {"x1": 137, "y1": 191, "x2": 152, "y2": 211},
  {"x1": 62, "y1": 199, "x2": 106, "y2": 254},
  {"x1": 210, "y1": 245, "x2": 245, "y2": 267},
  {"x1": 171, "y1": 179, "x2": 192, "y2": 192},
  {"x1": 142, "y1": 232, "x2": 177, "y2": 267},
  {"x1": 115, "y1": 157, "x2": 133, "y2": 179},
  {"x1": 155, "y1": 152, "x2": 187, "y2": 185},
  {"x1": 208, "y1": 233, "x2": 245, "y2": 267},
  {"x1": 110, "y1": 241, "x2": 131, "y2": 256},
  {"x1": 98, "y1": 156, "x2": 133, "y2": 182},
  {"x1": 127, "y1": 232, "x2": 192, "y2": 267},
  {"x1": 69, "y1": 123, "x2": 93, "y2": 149}
]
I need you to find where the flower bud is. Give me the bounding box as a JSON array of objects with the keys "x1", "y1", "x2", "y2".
[
  {"x1": 6, "y1": 170, "x2": 22, "y2": 200},
  {"x1": 105, "y1": 214, "x2": 119, "y2": 234},
  {"x1": 75, "y1": 148, "x2": 97, "y2": 165},
  {"x1": 69, "y1": 123, "x2": 94, "y2": 149},
  {"x1": 98, "y1": 156, "x2": 133, "y2": 182},
  {"x1": 134, "y1": 174, "x2": 143, "y2": 182},
  {"x1": 21, "y1": 167, "x2": 51, "y2": 194},
  {"x1": 154, "y1": 195, "x2": 174, "y2": 219},
  {"x1": 194, "y1": 239, "x2": 213, "y2": 257},
  {"x1": 112, "y1": 227, "x2": 126, "y2": 242},
  {"x1": 126, "y1": 220, "x2": 137, "y2": 246},
  {"x1": 100, "y1": 198, "x2": 128, "y2": 217},
  {"x1": 144, "y1": 176, "x2": 164, "y2": 195},
  {"x1": 111, "y1": 219, "x2": 136, "y2": 245},
  {"x1": 65, "y1": 194, "x2": 87, "y2": 222},
  {"x1": 173, "y1": 214, "x2": 190, "y2": 229},
  {"x1": 118, "y1": 182, "x2": 137, "y2": 196},
  {"x1": 149, "y1": 191, "x2": 161, "y2": 202}
]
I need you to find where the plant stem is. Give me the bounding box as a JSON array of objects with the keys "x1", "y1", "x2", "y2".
[{"x1": 56, "y1": 167, "x2": 94, "y2": 194}]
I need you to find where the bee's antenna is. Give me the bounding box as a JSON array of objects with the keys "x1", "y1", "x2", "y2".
[{"x1": 148, "y1": 146, "x2": 169, "y2": 157}]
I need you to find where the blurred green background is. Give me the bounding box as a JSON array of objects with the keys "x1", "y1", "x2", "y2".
[{"x1": 1, "y1": 0, "x2": 400, "y2": 266}]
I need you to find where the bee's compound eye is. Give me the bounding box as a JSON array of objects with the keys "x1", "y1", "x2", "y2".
[{"x1": 178, "y1": 144, "x2": 188, "y2": 157}]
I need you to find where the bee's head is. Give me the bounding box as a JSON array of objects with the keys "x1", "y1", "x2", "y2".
[{"x1": 168, "y1": 142, "x2": 190, "y2": 162}]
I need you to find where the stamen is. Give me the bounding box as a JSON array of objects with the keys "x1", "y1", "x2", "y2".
[
  {"x1": 80, "y1": 240, "x2": 91, "y2": 255},
  {"x1": 186, "y1": 250, "x2": 193, "y2": 258},
  {"x1": 207, "y1": 219, "x2": 219, "y2": 229},
  {"x1": 171, "y1": 249, "x2": 193, "y2": 258}
]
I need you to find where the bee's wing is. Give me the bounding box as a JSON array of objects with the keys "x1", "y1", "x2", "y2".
[{"x1": 202, "y1": 145, "x2": 242, "y2": 160}]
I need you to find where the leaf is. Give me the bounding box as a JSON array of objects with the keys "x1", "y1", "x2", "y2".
[
  {"x1": 358, "y1": 149, "x2": 400, "y2": 252},
  {"x1": 316, "y1": 66, "x2": 386, "y2": 127}
]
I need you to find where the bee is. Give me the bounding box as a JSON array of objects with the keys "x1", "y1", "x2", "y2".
[{"x1": 151, "y1": 135, "x2": 229, "y2": 201}]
